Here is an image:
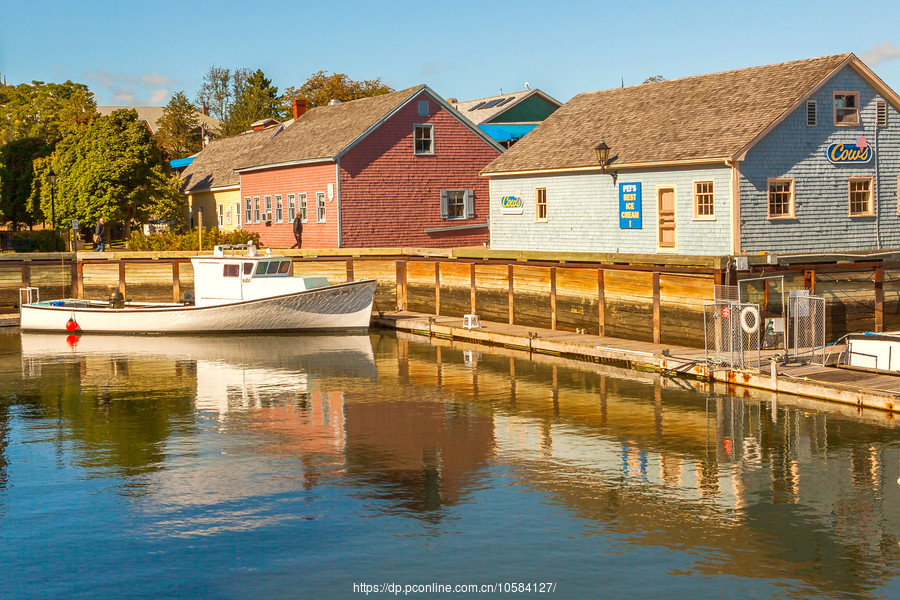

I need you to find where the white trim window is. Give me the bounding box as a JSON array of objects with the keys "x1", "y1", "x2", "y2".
[
  {"x1": 287, "y1": 194, "x2": 296, "y2": 221},
  {"x1": 299, "y1": 193, "x2": 308, "y2": 222},
  {"x1": 253, "y1": 197, "x2": 260, "y2": 223},
  {"x1": 317, "y1": 192, "x2": 326, "y2": 223},
  {"x1": 244, "y1": 197, "x2": 252, "y2": 225},
  {"x1": 834, "y1": 92, "x2": 859, "y2": 126},
  {"x1": 440, "y1": 189, "x2": 473, "y2": 220},
  {"x1": 414, "y1": 124, "x2": 434, "y2": 155},
  {"x1": 217, "y1": 203, "x2": 224, "y2": 227},
  {"x1": 235, "y1": 202, "x2": 241, "y2": 227},
  {"x1": 693, "y1": 181, "x2": 715, "y2": 219},
  {"x1": 264, "y1": 196, "x2": 272, "y2": 223},
  {"x1": 849, "y1": 177, "x2": 874, "y2": 216},
  {"x1": 275, "y1": 194, "x2": 283, "y2": 223},
  {"x1": 767, "y1": 179, "x2": 795, "y2": 219},
  {"x1": 535, "y1": 187, "x2": 548, "y2": 222}
]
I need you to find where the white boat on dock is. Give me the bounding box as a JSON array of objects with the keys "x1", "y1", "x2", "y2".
[{"x1": 19, "y1": 244, "x2": 377, "y2": 334}]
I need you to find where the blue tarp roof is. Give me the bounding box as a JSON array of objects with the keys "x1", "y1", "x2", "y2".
[
  {"x1": 478, "y1": 123, "x2": 537, "y2": 142},
  {"x1": 170, "y1": 156, "x2": 196, "y2": 169}
]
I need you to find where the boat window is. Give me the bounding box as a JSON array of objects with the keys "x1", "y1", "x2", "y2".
[
  {"x1": 255, "y1": 262, "x2": 268, "y2": 275},
  {"x1": 278, "y1": 261, "x2": 291, "y2": 273},
  {"x1": 243, "y1": 262, "x2": 254, "y2": 275},
  {"x1": 223, "y1": 264, "x2": 239, "y2": 277},
  {"x1": 267, "y1": 261, "x2": 280, "y2": 274}
]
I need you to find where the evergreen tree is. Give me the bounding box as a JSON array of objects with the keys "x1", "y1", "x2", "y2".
[
  {"x1": 221, "y1": 69, "x2": 280, "y2": 136},
  {"x1": 156, "y1": 91, "x2": 202, "y2": 160}
]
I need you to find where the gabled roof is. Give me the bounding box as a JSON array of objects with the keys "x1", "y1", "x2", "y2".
[
  {"x1": 451, "y1": 89, "x2": 563, "y2": 125},
  {"x1": 482, "y1": 53, "x2": 898, "y2": 175},
  {"x1": 180, "y1": 125, "x2": 281, "y2": 192},
  {"x1": 235, "y1": 85, "x2": 503, "y2": 172},
  {"x1": 97, "y1": 106, "x2": 222, "y2": 135}
]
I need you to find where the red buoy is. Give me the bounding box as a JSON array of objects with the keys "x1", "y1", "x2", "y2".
[{"x1": 65, "y1": 318, "x2": 79, "y2": 332}]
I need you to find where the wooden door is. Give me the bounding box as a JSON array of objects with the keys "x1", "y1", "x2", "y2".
[{"x1": 657, "y1": 188, "x2": 676, "y2": 250}]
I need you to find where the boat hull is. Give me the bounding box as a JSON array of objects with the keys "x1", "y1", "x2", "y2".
[{"x1": 20, "y1": 279, "x2": 377, "y2": 334}]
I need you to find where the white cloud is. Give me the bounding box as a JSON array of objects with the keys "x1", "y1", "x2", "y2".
[
  {"x1": 148, "y1": 88, "x2": 171, "y2": 105},
  {"x1": 861, "y1": 42, "x2": 900, "y2": 67},
  {"x1": 85, "y1": 70, "x2": 176, "y2": 106}
]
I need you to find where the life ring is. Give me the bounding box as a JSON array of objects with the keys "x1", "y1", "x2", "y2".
[{"x1": 740, "y1": 306, "x2": 760, "y2": 335}]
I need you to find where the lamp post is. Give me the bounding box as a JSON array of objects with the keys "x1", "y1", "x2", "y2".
[{"x1": 595, "y1": 140, "x2": 618, "y2": 185}]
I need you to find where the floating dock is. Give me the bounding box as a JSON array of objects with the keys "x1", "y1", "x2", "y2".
[{"x1": 373, "y1": 311, "x2": 900, "y2": 415}]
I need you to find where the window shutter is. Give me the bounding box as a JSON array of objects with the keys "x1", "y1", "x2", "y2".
[
  {"x1": 440, "y1": 190, "x2": 449, "y2": 219},
  {"x1": 466, "y1": 190, "x2": 475, "y2": 218}
]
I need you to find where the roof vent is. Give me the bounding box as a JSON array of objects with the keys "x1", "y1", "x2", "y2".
[
  {"x1": 877, "y1": 99, "x2": 887, "y2": 127},
  {"x1": 328, "y1": 99, "x2": 341, "y2": 105}
]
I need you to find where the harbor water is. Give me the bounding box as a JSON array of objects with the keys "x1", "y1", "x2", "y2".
[{"x1": 2, "y1": 328, "x2": 900, "y2": 598}]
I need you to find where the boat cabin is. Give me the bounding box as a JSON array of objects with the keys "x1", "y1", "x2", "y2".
[{"x1": 190, "y1": 244, "x2": 329, "y2": 306}]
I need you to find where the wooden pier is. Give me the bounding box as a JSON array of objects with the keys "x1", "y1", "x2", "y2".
[{"x1": 373, "y1": 310, "x2": 900, "y2": 415}]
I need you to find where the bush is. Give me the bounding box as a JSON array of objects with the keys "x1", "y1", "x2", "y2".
[
  {"x1": 1, "y1": 229, "x2": 66, "y2": 252},
  {"x1": 128, "y1": 228, "x2": 262, "y2": 251}
]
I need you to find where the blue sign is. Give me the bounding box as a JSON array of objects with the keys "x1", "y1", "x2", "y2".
[
  {"x1": 826, "y1": 139, "x2": 872, "y2": 164},
  {"x1": 619, "y1": 183, "x2": 642, "y2": 229}
]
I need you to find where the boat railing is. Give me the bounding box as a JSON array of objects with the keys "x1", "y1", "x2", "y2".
[{"x1": 211, "y1": 244, "x2": 259, "y2": 258}]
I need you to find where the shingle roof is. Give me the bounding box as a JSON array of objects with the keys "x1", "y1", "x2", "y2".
[
  {"x1": 451, "y1": 89, "x2": 561, "y2": 125},
  {"x1": 482, "y1": 54, "x2": 856, "y2": 174},
  {"x1": 180, "y1": 126, "x2": 280, "y2": 192},
  {"x1": 97, "y1": 106, "x2": 222, "y2": 135},
  {"x1": 235, "y1": 86, "x2": 426, "y2": 171}
]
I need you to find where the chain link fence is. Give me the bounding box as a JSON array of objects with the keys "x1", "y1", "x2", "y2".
[
  {"x1": 787, "y1": 291, "x2": 826, "y2": 365},
  {"x1": 704, "y1": 301, "x2": 762, "y2": 370}
]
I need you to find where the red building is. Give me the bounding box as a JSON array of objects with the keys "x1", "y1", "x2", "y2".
[{"x1": 235, "y1": 86, "x2": 503, "y2": 248}]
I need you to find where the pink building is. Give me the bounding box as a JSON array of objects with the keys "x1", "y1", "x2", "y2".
[{"x1": 235, "y1": 86, "x2": 503, "y2": 248}]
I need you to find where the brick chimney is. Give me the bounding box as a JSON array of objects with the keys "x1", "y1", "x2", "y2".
[{"x1": 292, "y1": 97, "x2": 307, "y2": 120}]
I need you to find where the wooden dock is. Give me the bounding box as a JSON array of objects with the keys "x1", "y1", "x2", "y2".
[{"x1": 372, "y1": 310, "x2": 900, "y2": 414}]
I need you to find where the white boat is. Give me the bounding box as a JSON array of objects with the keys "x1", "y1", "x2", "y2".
[
  {"x1": 844, "y1": 332, "x2": 900, "y2": 373},
  {"x1": 19, "y1": 244, "x2": 377, "y2": 334}
]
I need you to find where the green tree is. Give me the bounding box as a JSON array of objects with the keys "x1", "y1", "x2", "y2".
[
  {"x1": 221, "y1": 69, "x2": 280, "y2": 136},
  {"x1": 47, "y1": 109, "x2": 185, "y2": 237},
  {"x1": 282, "y1": 71, "x2": 393, "y2": 112},
  {"x1": 156, "y1": 91, "x2": 202, "y2": 160},
  {"x1": 0, "y1": 80, "x2": 96, "y2": 229},
  {"x1": 643, "y1": 75, "x2": 666, "y2": 83}
]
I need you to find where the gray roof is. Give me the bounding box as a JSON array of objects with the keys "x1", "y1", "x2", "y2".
[
  {"x1": 97, "y1": 106, "x2": 222, "y2": 135},
  {"x1": 450, "y1": 89, "x2": 562, "y2": 125},
  {"x1": 482, "y1": 54, "x2": 891, "y2": 175},
  {"x1": 180, "y1": 126, "x2": 281, "y2": 192}
]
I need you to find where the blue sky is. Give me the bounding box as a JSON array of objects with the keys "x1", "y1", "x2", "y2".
[{"x1": 2, "y1": 0, "x2": 900, "y2": 107}]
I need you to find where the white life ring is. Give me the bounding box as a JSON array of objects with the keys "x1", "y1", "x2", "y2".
[{"x1": 740, "y1": 306, "x2": 760, "y2": 335}]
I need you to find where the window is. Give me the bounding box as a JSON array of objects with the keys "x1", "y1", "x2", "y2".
[
  {"x1": 217, "y1": 204, "x2": 224, "y2": 227},
  {"x1": 849, "y1": 177, "x2": 873, "y2": 216},
  {"x1": 243, "y1": 262, "x2": 254, "y2": 275},
  {"x1": 287, "y1": 194, "x2": 296, "y2": 221},
  {"x1": 834, "y1": 92, "x2": 859, "y2": 126},
  {"x1": 535, "y1": 188, "x2": 548, "y2": 221},
  {"x1": 877, "y1": 99, "x2": 887, "y2": 127},
  {"x1": 264, "y1": 196, "x2": 272, "y2": 222},
  {"x1": 418, "y1": 100, "x2": 429, "y2": 116},
  {"x1": 235, "y1": 202, "x2": 241, "y2": 227},
  {"x1": 223, "y1": 264, "x2": 239, "y2": 277},
  {"x1": 253, "y1": 197, "x2": 260, "y2": 223},
  {"x1": 299, "y1": 193, "x2": 308, "y2": 222},
  {"x1": 440, "y1": 189, "x2": 473, "y2": 220},
  {"x1": 806, "y1": 100, "x2": 817, "y2": 127},
  {"x1": 414, "y1": 124, "x2": 434, "y2": 155},
  {"x1": 694, "y1": 181, "x2": 715, "y2": 219},
  {"x1": 278, "y1": 261, "x2": 291, "y2": 273},
  {"x1": 768, "y1": 179, "x2": 795, "y2": 218},
  {"x1": 275, "y1": 194, "x2": 283, "y2": 223},
  {"x1": 317, "y1": 192, "x2": 326, "y2": 223},
  {"x1": 245, "y1": 197, "x2": 252, "y2": 225}
]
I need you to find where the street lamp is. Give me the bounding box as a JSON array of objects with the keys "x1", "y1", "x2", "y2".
[
  {"x1": 595, "y1": 140, "x2": 618, "y2": 185},
  {"x1": 48, "y1": 168, "x2": 57, "y2": 230}
]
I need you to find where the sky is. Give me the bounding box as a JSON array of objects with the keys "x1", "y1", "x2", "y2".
[{"x1": 2, "y1": 0, "x2": 900, "y2": 108}]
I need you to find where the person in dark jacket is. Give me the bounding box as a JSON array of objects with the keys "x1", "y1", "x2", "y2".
[
  {"x1": 92, "y1": 218, "x2": 106, "y2": 252},
  {"x1": 291, "y1": 215, "x2": 303, "y2": 249}
]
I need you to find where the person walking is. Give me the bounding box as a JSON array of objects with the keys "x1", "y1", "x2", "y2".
[
  {"x1": 93, "y1": 218, "x2": 106, "y2": 252},
  {"x1": 291, "y1": 215, "x2": 303, "y2": 249}
]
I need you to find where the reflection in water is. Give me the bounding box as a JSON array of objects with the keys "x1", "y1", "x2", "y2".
[{"x1": 2, "y1": 330, "x2": 900, "y2": 598}]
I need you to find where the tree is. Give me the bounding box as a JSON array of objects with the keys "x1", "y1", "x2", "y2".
[
  {"x1": 643, "y1": 75, "x2": 666, "y2": 83},
  {"x1": 220, "y1": 69, "x2": 281, "y2": 136},
  {"x1": 156, "y1": 91, "x2": 202, "y2": 160},
  {"x1": 47, "y1": 109, "x2": 185, "y2": 237},
  {"x1": 0, "y1": 80, "x2": 96, "y2": 229},
  {"x1": 195, "y1": 65, "x2": 233, "y2": 122},
  {"x1": 282, "y1": 71, "x2": 394, "y2": 112}
]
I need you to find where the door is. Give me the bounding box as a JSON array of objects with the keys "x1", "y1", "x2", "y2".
[{"x1": 657, "y1": 188, "x2": 676, "y2": 250}]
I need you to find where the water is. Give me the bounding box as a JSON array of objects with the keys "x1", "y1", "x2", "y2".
[{"x1": 2, "y1": 328, "x2": 900, "y2": 599}]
